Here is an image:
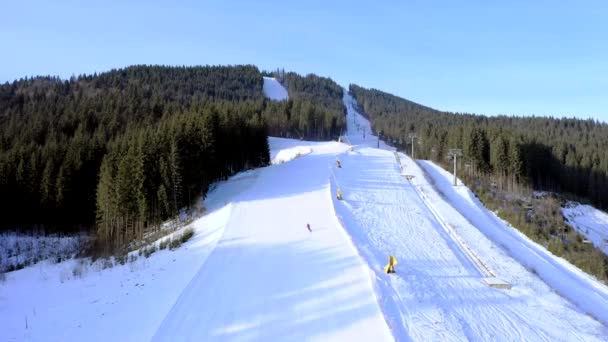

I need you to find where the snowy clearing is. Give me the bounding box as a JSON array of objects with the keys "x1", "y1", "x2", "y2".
[
  {"x1": 151, "y1": 139, "x2": 392, "y2": 341},
  {"x1": 563, "y1": 202, "x2": 608, "y2": 254},
  {"x1": 262, "y1": 77, "x2": 288, "y2": 101}
]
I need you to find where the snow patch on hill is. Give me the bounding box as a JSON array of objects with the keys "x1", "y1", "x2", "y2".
[
  {"x1": 563, "y1": 202, "x2": 608, "y2": 254},
  {"x1": 262, "y1": 77, "x2": 288, "y2": 101}
]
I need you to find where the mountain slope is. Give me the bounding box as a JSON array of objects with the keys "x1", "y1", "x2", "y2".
[
  {"x1": 0, "y1": 137, "x2": 393, "y2": 341},
  {"x1": 151, "y1": 138, "x2": 392, "y2": 341},
  {"x1": 329, "y1": 91, "x2": 607, "y2": 340}
]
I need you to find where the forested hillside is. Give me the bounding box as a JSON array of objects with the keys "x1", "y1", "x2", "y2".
[
  {"x1": 349, "y1": 84, "x2": 608, "y2": 211},
  {"x1": 0, "y1": 65, "x2": 345, "y2": 253},
  {"x1": 261, "y1": 71, "x2": 345, "y2": 140}
]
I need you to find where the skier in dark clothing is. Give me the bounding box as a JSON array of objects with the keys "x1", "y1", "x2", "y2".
[{"x1": 307, "y1": 223, "x2": 312, "y2": 232}]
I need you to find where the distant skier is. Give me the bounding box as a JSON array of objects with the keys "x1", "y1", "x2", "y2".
[{"x1": 307, "y1": 223, "x2": 312, "y2": 232}]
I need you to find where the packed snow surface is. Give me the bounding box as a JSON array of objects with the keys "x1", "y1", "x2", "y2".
[
  {"x1": 152, "y1": 139, "x2": 391, "y2": 341},
  {"x1": 563, "y1": 202, "x2": 608, "y2": 254},
  {"x1": 334, "y1": 90, "x2": 607, "y2": 340},
  {"x1": 1, "y1": 136, "x2": 391, "y2": 341},
  {"x1": 269, "y1": 137, "x2": 314, "y2": 165},
  {"x1": 418, "y1": 160, "x2": 608, "y2": 327},
  {"x1": 262, "y1": 77, "x2": 288, "y2": 101}
]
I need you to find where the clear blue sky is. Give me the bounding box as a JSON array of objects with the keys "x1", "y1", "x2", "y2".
[{"x1": 2, "y1": 0, "x2": 607, "y2": 121}]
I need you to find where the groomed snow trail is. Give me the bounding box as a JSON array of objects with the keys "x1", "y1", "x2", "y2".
[
  {"x1": 333, "y1": 92, "x2": 607, "y2": 341},
  {"x1": 152, "y1": 139, "x2": 393, "y2": 341}
]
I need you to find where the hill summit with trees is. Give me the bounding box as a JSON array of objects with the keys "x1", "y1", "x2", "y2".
[{"x1": 0, "y1": 65, "x2": 345, "y2": 253}]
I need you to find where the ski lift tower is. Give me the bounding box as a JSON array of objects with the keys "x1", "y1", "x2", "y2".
[
  {"x1": 408, "y1": 133, "x2": 417, "y2": 159},
  {"x1": 448, "y1": 149, "x2": 463, "y2": 186}
]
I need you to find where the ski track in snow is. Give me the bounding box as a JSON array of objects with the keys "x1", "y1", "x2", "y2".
[
  {"x1": 417, "y1": 159, "x2": 608, "y2": 327},
  {"x1": 333, "y1": 91, "x2": 607, "y2": 341},
  {"x1": 151, "y1": 138, "x2": 392, "y2": 341}
]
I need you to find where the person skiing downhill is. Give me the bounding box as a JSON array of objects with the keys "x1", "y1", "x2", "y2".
[{"x1": 307, "y1": 223, "x2": 312, "y2": 232}]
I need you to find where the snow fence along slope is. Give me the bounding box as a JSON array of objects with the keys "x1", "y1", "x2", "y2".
[
  {"x1": 331, "y1": 89, "x2": 607, "y2": 340},
  {"x1": 418, "y1": 159, "x2": 608, "y2": 326},
  {"x1": 152, "y1": 139, "x2": 393, "y2": 341}
]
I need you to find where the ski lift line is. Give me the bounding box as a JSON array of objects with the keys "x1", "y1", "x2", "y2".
[
  {"x1": 397, "y1": 151, "x2": 509, "y2": 288},
  {"x1": 405, "y1": 173, "x2": 505, "y2": 285},
  {"x1": 416, "y1": 182, "x2": 496, "y2": 278},
  {"x1": 396, "y1": 150, "x2": 497, "y2": 279}
]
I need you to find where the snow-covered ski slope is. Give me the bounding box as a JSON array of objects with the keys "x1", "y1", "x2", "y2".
[
  {"x1": 1, "y1": 137, "x2": 392, "y2": 341},
  {"x1": 418, "y1": 161, "x2": 608, "y2": 326},
  {"x1": 3, "y1": 87, "x2": 607, "y2": 341},
  {"x1": 333, "y1": 91, "x2": 607, "y2": 340},
  {"x1": 152, "y1": 138, "x2": 392, "y2": 341},
  {"x1": 262, "y1": 76, "x2": 288, "y2": 101}
]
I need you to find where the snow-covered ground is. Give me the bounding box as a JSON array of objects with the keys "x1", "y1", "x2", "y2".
[
  {"x1": 0, "y1": 170, "x2": 254, "y2": 341},
  {"x1": 563, "y1": 202, "x2": 608, "y2": 254},
  {"x1": 262, "y1": 76, "x2": 288, "y2": 101},
  {"x1": 1, "y1": 136, "x2": 392, "y2": 341},
  {"x1": 268, "y1": 137, "x2": 314, "y2": 165},
  {"x1": 152, "y1": 139, "x2": 391, "y2": 341},
  {"x1": 331, "y1": 90, "x2": 607, "y2": 340},
  {"x1": 417, "y1": 160, "x2": 608, "y2": 327},
  {"x1": 3, "y1": 88, "x2": 608, "y2": 341}
]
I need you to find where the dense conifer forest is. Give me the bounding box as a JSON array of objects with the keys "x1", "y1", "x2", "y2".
[
  {"x1": 261, "y1": 71, "x2": 345, "y2": 140},
  {"x1": 0, "y1": 65, "x2": 345, "y2": 253},
  {"x1": 349, "y1": 84, "x2": 608, "y2": 211}
]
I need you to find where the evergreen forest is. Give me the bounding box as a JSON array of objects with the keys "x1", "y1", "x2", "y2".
[{"x1": 0, "y1": 65, "x2": 344, "y2": 252}]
